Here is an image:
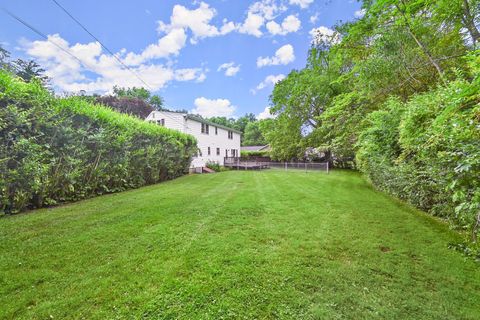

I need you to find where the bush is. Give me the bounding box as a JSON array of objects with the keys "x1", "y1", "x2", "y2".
[
  {"x1": 240, "y1": 150, "x2": 270, "y2": 158},
  {"x1": 357, "y1": 73, "x2": 480, "y2": 229},
  {"x1": 205, "y1": 161, "x2": 221, "y2": 172},
  {"x1": 0, "y1": 71, "x2": 197, "y2": 214}
]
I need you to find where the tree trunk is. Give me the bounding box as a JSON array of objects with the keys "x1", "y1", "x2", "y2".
[
  {"x1": 396, "y1": 2, "x2": 446, "y2": 84},
  {"x1": 462, "y1": 0, "x2": 480, "y2": 46}
]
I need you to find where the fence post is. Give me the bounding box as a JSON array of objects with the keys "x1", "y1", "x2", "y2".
[
  {"x1": 326, "y1": 162, "x2": 329, "y2": 174},
  {"x1": 305, "y1": 162, "x2": 307, "y2": 173}
]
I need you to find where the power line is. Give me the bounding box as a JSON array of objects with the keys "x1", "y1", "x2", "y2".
[
  {"x1": 3, "y1": 9, "x2": 89, "y2": 68},
  {"x1": 50, "y1": 0, "x2": 153, "y2": 91},
  {"x1": 50, "y1": 0, "x2": 191, "y2": 130},
  {"x1": 5, "y1": 6, "x2": 190, "y2": 130}
]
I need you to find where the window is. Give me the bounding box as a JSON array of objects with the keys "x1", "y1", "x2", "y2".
[
  {"x1": 216, "y1": 148, "x2": 220, "y2": 155},
  {"x1": 231, "y1": 149, "x2": 236, "y2": 157},
  {"x1": 215, "y1": 127, "x2": 218, "y2": 135},
  {"x1": 225, "y1": 149, "x2": 228, "y2": 157},
  {"x1": 157, "y1": 119, "x2": 165, "y2": 126},
  {"x1": 201, "y1": 123, "x2": 209, "y2": 134},
  {"x1": 228, "y1": 131, "x2": 233, "y2": 139},
  {"x1": 207, "y1": 147, "x2": 211, "y2": 155},
  {"x1": 197, "y1": 148, "x2": 202, "y2": 157}
]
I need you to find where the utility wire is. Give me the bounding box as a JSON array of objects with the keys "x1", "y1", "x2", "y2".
[
  {"x1": 50, "y1": 0, "x2": 191, "y2": 130},
  {"x1": 50, "y1": 0, "x2": 153, "y2": 91},
  {"x1": 5, "y1": 6, "x2": 190, "y2": 130},
  {"x1": 3, "y1": 9, "x2": 88, "y2": 68}
]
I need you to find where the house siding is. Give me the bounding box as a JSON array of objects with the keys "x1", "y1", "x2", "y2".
[{"x1": 146, "y1": 111, "x2": 241, "y2": 168}]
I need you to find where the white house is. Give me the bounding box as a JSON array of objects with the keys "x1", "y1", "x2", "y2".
[{"x1": 146, "y1": 111, "x2": 241, "y2": 168}]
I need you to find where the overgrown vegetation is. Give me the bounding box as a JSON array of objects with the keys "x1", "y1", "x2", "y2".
[
  {"x1": 0, "y1": 71, "x2": 197, "y2": 214},
  {"x1": 263, "y1": 0, "x2": 480, "y2": 234}
]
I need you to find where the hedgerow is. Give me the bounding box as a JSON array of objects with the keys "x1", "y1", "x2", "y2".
[
  {"x1": 356, "y1": 62, "x2": 480, "y2": 229},
  {"x1": 0, "y1": 71, "x2": 197, "y2": 214}
]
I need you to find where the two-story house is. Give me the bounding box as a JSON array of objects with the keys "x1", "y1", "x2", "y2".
[{"x1": 146, "y1": 111, "x2": 241, "y2": 169}]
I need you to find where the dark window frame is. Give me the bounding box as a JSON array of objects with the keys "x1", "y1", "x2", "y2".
[{"x1": 201, "y1": 123, "x2": 210, "y2": 134}]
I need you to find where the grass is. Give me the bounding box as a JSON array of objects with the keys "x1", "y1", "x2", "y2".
[{"x1": 1, "y1": 170, "x2": 479, "y2": 319}]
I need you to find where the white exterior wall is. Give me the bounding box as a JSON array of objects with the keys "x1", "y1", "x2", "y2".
[
  {"x1": 145, "y1": 111, "x2": 186, "y2": 132},
  {"x1": 145, "y1": 111, "x2": 241, "y2": 168}
]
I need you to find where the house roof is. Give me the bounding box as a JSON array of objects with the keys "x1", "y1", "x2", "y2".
[
  {"x1": 241, "y1": 145, "x2": 270, "y2": 152},
  {"x1": 185, "y1": 114, "x2": 242, "y2": 134},
  {"x1": 148, "y1": 110, "x2": 243, "y2": 134}
]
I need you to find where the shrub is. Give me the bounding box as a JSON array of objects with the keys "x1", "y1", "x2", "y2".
[
  {"x1": 0, "y1": 71, "x2": 197, "y2": 214},
  {"x1": 205, "y1": 161, "x2": 221, "y2": 172},
  {"x1": 357, "y1": 74, "x2": 480, "y2": 229}
]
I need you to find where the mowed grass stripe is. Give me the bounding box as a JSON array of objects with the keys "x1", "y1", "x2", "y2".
[{"x1": 0, "y1": 170, "x2": 479, "y2": 319}]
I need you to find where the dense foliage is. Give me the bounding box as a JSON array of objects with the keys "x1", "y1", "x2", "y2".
[
  {"x1": 263, "y1": 0, "x2": 480, "y2": 233},
  {"x1": 96, "y1": 95, "x2": 154, "y2": 119},
  {"x1": 0, "y1": 71, "x2": 197, "y2": 214},
  {"x1": 112, "y1": 85, "x2": 165, "y2": 111},
  {"x1": 357, "y1": 67, "x2": 480, "y2": 228},
  {"x1": 208, "y1": 113, "x2": 268, "y2": 146}
]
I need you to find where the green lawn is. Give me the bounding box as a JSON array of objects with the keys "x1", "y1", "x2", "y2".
[{"x1": 1, "y1": 170, "x2": 479, "y2": 319}]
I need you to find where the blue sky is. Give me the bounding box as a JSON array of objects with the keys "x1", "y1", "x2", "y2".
[{"x1": 1, "y1": 0, "x2": 362, "y2": 118}]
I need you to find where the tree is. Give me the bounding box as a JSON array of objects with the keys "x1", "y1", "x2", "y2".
[
  {"x1": 259, "y1": 117, "x2": 303, "y2": 160},
  {"x1": 149, "y1": 95, "x2": 164, "y2": 111},
  {"x1": 111, "y1": 86, "x2": 167, "y2": 113},
  {"x1": 208, "y1": 116, "x2": 236, "y2": 128},
  {"x1": 96, "y1": 96, "x2": 154, "y2": 119},
  {"x1": 0, "y1": 46, "x2": 11, "y2": 71},
  {"x1": 243, "y1": 121, "x2": 267, "y2": 146},
  {"x1": 113, "y1": 86, "x2": 151, "y2": 101},
  {"x1": 233, "y1": 113, "x2": 257, "y2": 133},
  {"x1": 12, "y1": 59, "x2": 50, "y2": 85}
]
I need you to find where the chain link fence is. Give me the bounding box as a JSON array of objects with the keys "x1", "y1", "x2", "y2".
[{"x1": 224, "y1": 157, "x2": 329, "y2": 173}]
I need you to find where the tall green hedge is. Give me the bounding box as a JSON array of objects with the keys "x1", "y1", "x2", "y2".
[
  {"x1": 356, "y1": 69, "x2": 480, "y2": 228},
  {"x1": 0, "y1": 71, "x2": 197, "y2": 214}
]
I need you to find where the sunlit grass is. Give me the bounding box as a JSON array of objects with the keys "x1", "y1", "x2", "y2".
[{"x1": 1, "y1": 170, "x2": 479, "y2": 319}]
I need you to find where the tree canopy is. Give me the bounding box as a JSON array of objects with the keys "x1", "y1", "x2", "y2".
[{"x1": 262, "y1": 0, "x2": 480, "y2": 235}]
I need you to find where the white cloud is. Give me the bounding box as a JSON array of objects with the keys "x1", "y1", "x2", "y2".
[
  {"x1": 257, "y1": 106, "x2": 274, "y2": 120},
  {"x1": 192, "y1": 97, "x2": 236, "y2": 117},
  {"x1": 266, "y1": 15, "x2": 301, "y2": 35},
  {"x1": 309, "y1": 26, "x2": 341, "y2": 46},
  {"x1": 238, "y1": 0, "x2": 288, "y2": 37},
  {"x1": 310, "y1": 13, "x2": 319, "y2": 24},
  {"x1": 23, "y1": 34, "x2": 206, "y2": 94},
  {"x1": 257, "y1": 44, "x2": 295, "y2": 67},
  {"x1": 249, "y1": 0, "x2": 286, "y2": 20},
  {"x1": 175, "y1": 68, "x2": 207, "y2": 82},
  {"x1": 289, "y1": 0, "x2": 314, "y2": 9},
  {"x1": 157, "y1": 2, "x2": 235, "y2": 43},
  {"x1": 124, "y1": 28, "x2": 187, "y2": 65},
  {"x1": 252, "y1": 74, "x2": 285, "y2": 94},
  {"x1": 238, "y1": 12, "x2": 265, "y2": 37},
  {"x1": 354, "y1": 8, "x2": 366, "y2": 18},
  {"x1": 217, "y1": 62, "x2": 241, "y2": 76}
]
